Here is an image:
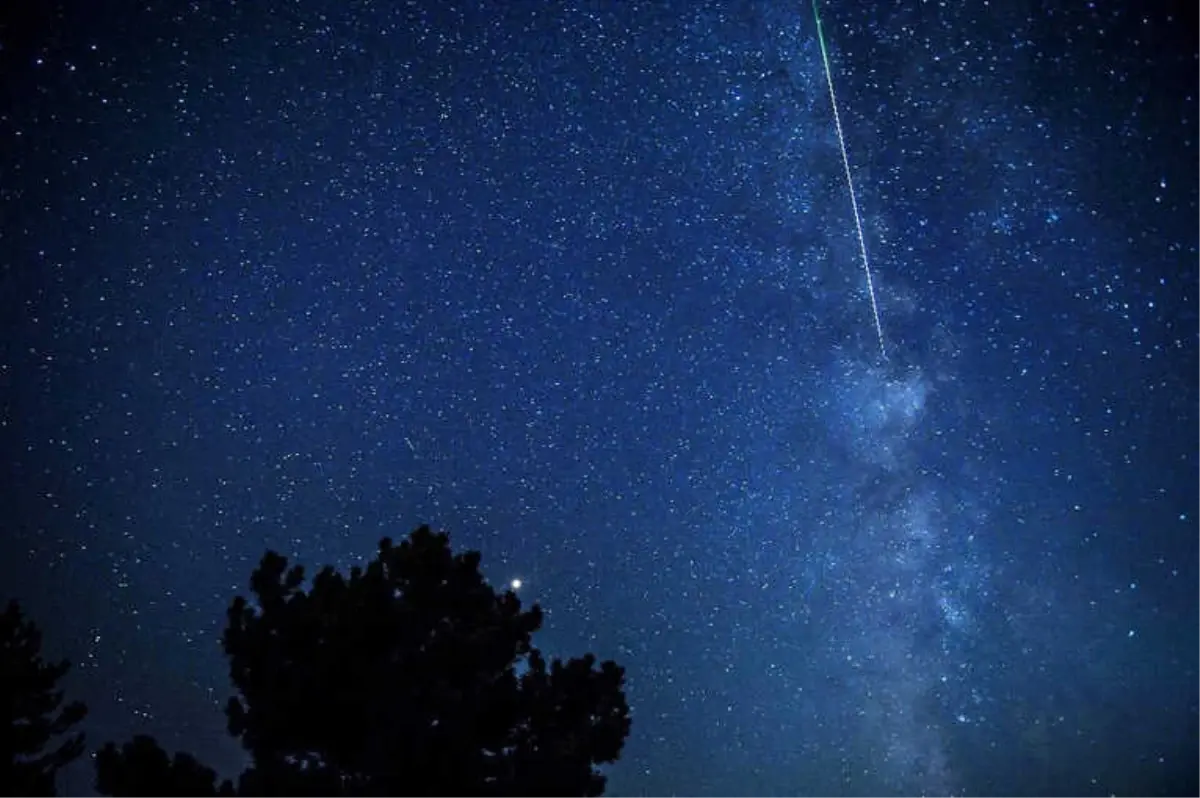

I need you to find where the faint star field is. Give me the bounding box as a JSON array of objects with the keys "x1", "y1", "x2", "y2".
[{"x1": 0, "y1": 1, "x2": 1196, "y2": 795}]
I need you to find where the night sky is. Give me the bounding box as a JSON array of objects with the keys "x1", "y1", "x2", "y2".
[{"x1": 1, "y1": 1, "x2": 1197, "y2": 795}]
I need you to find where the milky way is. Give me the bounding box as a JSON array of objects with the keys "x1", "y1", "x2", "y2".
[{"x1": 809, "y1": 360, "x2": 977, "y2": 794}]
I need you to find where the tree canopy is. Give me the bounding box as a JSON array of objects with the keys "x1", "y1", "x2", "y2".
[
  {"x1": 0, "y1": 599, "x2": 88, "y2": 796},
  {"x1": 96, "y1": 525, "x2": 631, "y2": 796},
  {"x1": 95, "y1": 736, "x2": 235, "y2": 797}
]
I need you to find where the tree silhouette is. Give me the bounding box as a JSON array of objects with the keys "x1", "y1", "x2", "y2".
[
  {"x1": 95, "y1": 736, "x2": 234, "y2": 797},
  {"x1": 98, "y1": 525, "x2": 631, "y2": 796},
  {"x1": 0, "y1": 600, "x2": 87, "y2": 796}
]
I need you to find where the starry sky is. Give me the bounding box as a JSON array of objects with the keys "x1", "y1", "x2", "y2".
[{"x1": 1, "y1": 1, "x2": 1197, "y2": 795}]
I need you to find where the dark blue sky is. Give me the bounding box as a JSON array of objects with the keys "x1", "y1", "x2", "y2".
[{"x1": 2, "y1": 1, "x2": 1196, "y2": 795}]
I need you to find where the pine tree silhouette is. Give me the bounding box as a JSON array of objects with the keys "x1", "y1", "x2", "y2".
[
  {"x1": 95, "y1": 736, "x2": 235, "y2": 797},
  {"x1": 97, "y1": 525, "x2": 631, "y2": 796},
  {"x1": 0, "y1": 600, "x2": 87, "y2": 796}
]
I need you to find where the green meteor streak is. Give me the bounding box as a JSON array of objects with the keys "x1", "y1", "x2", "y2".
[{"x1": 813, "y1": 0, "x2": 831, "y2": 69}]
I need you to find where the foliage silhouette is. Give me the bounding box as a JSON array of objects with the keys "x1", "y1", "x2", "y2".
[
  {"x1": 0, "y1": 600, "x2": 87, "y2": 796},
  {"x1": 95, "y1": 736, "x2": 235, "y2": 797},
  {"x1": 97, "y1": 525, "x2": 631, "y2": 796}
]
